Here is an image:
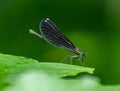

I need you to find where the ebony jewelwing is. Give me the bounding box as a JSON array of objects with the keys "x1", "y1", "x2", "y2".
[{"x1": 29, "y1": 18, "x2": 86, "y2": 65}]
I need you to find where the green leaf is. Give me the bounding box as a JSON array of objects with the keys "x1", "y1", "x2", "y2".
[
  {"x1": 3, "y1": 63, "x2": 95, "y2": 86},
  {"x1": 0, "y1": 53, "x2": 94, "y2": 90},
  {"x1": 1, "y1": 53, "x2": 120, "y2": 91},
  {"x1": 0, "y1": 53, "x2": 38, "y2": 73},
  {"x1": 7, "y1": 63, "x2": 93, "y2": 82}
]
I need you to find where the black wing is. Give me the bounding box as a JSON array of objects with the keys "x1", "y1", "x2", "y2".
[{"x1": 39, "y1": 18, "x2": 76, "y2": 52}]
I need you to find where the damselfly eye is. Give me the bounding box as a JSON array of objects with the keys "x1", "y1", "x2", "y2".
[{"x1": 79, "y1": 52, "x2": 87, "y2": 57}]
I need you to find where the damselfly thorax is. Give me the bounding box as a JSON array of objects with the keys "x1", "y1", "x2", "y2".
[{"x1": 29, "y1": 18, "x2": 86, "y2": 66}]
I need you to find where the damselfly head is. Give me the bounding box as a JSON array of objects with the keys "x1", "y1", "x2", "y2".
[{"x1": 79, "y1": 52, "x2": 87, "y2": 58}]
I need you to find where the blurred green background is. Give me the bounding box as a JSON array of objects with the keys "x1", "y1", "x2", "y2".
[{"x1": 0, "y1": 0, "x2": 120, "y2": 84}]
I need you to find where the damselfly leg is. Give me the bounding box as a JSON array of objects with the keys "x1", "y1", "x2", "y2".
[{"x1": 61, "y1": 54, "x2": 85, "y2": 66}]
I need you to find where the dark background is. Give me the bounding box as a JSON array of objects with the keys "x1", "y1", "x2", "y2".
[{"x1": 0, "y1": 0, "x2": 120, "y2": 84}]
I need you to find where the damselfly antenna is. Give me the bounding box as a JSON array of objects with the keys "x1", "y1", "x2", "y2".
[{"x1": 29, "y1": 18, "x2": 86, "y2": 65}]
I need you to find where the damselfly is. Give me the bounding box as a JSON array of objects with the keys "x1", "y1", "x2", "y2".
[{"x1": 29, "y1": 18, "x2": 86, "y2": 65}]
